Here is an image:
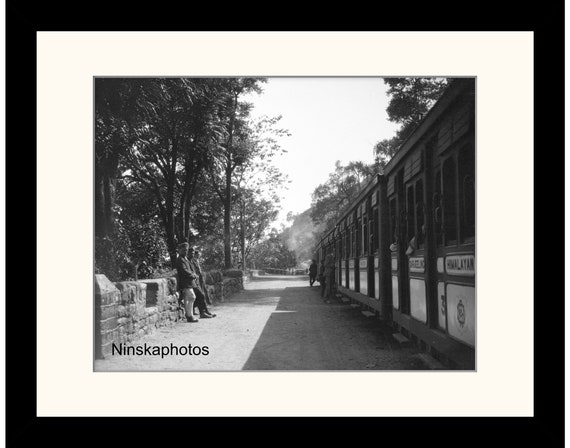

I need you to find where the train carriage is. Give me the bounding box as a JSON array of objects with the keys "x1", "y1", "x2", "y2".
[
  {"x1": 314, "y1": 78, "x2": 475, "y2": 369},
  {"x1": 318, "y1": 174, "x2": 392, "y2": 320},
  {"x1": 384, "y1": 78, "x2": 475, "y2": 369}
]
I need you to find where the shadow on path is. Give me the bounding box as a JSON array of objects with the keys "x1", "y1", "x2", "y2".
[{"x1": 241, "y1": 285, "x2": 427, "y2": 371}]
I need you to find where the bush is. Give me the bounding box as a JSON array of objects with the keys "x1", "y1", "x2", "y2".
[{"x1": 223, "y1": 269, "x2": 244, "y2": 278}]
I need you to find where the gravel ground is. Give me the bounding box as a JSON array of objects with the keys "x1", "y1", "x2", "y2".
[{"x1": 94, "y1": 275, "x2": 433, "y2": 372}]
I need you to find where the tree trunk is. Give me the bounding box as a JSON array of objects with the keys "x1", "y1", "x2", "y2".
[
  {"x1": 95, "y1": 154, "x2": 119, "y2": 280},
  {"x1": 183, "y1": 191, "x2": 191, "y2": 242},
  {"x1": 224, "y1": 167, "x2": 232, "y2": 268},
  {"x1": 240, "y1": 203, "x2": 246, "y2": 270},
  {"x1": 103, "y1": 170, "x2": 116, "y2": 237},
  {"x1": 95, "y1": 165, "x2": 106, "y2": 237},
  {"x1": 168, "y1": 233, "x2": 178, "y2": 267},
  {"x1": 166, "y1": 136, "x2": 179, "y2": 266}
]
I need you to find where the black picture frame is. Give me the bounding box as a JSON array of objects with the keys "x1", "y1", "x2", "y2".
[{"x1": 9, "y1": 1, "x2": 563, "y2": 445}]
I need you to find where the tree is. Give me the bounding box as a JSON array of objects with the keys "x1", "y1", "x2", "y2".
[
  {"x1": 206, "y1": 78, "x2": 267, "y2": 268},
  {"x1": 251, "y1": 229, "x2": 297, "y2": 271},
  {"x1": 119, "y1": 78, "x2": 225, "y2": 266},
  {"x1": 207, "y1": 80, "x2": 291, "y2": 269},
  {"x1": 114, "y1": 180, "x2": 168, "y2": 280},
  {"x1": 95, "y1": 78, "x2": 149, "y2": 279},
  {"x1": 95, "y1": 77, "x2": 288, "y2": 279},
  {"x1": 233, "y1": 188, "x2": 279, "y2": 269},
  {"x1": 310, "y1": 160, "x2": 378, "y2": 232},
  {"x1": 374, "y1": 77, "x2": 450, "y2": 169}
]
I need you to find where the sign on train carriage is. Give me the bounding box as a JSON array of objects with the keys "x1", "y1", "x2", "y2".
[{"x1": 445, "y1": 254, "x2": 475, "y2": 276}]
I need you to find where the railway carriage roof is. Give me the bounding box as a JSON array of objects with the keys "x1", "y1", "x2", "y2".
[
  {"x1": 382, "y1": 78, "x2": 475, "y2": 175},
  {"x1": 317, "y1": 173, "x2": 382, "y2": 246}
]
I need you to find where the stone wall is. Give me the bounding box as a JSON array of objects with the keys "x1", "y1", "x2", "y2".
[{"x1": 94, "y1": 272, "x2": 244, "y2": 359}]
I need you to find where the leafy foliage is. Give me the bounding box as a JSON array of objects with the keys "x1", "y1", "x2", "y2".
[
  {"x1": 250, "y1": 229, "x2": 297, "y2": 270},
  {"x1": 310, "y1": 160, "x2": 378, "y2": 232},
  {"x1": 95, "y1": 77, "x2": 289, "y2": 280},
  {"x1": 374, "y1": 77, "x2": 450, "y2": 169}
]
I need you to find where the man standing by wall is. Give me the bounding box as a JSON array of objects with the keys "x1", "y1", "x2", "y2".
[
  {"x1": 193, "y1": 249, "x2": 212, "y2": 305},
  {"x1": 175, "y1": 242, "x2": 199, "y2": 323},
  {"x1": 188, "y1": 246, "x2": 216, "y2": 318}
]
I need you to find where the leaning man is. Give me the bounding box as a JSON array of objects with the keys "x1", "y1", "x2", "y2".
[
  {"x1": 188, "y1": 246, "x2": 216, "y2": 318},
  {"x1": 175, "y1": 242, "x2": 200, "y2": 323}
]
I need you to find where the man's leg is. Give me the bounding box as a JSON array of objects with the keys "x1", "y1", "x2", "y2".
[
  {"x1": 193, "y1": 287, "x2": 216, "y2": 318},
  {"x1": 203, "y1": 282, "x2": 212, "y2": 305},
  {"x1": 181, "y1": 288, "x2": 198, "y2": 322}
]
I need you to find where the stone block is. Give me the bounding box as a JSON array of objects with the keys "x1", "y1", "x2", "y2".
[
  {"x1": 101, "y1": 329, "x2": 119, "y2": 346},
  {"x1": 100, "y1": 342, "x2": 114, "y2": 358},
  {"x1": 145, "y1": 306, "x2": 158, "y2": 316},
  {"x1": 115, "y1": 282, "x2": 136, "y2": 305},
  {"x1": 100, "y1": 316, "x2": 118, "y2": 332},
  {"x1": 96, "y1": 303, "x2": 118, "y2": 321},
  {"x1": 166, "y1": 276, "x2": 177, "y2": 295},
  {"x1": 94, "y1": 275, "x2": 119, "y2": 299},
  {"x1": 139, "y1": 279, "x2": 167, "y2": 307},
  {"x1": 114, "y1": 282, "x2": 144, "y2": 317},
  {"x1": 214, "y1": 284, "x2": 223, "y2": 301},
  {"x1": 117, "y1": 305, "x2": 129, "y2": 318},
  {"x1": 125, "y1": 282, "x2": 147, "y2": 311},
  {"x1": 96, "y1": 289, "x2": 121, "y2": 307}
]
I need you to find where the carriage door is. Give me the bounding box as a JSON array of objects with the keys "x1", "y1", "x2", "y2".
[
  {"x1": 371, "y1": 190, "x2": 380, "y2": 299},
  {"x1": 405, "y1": 175, "x2": 427, "y2": 324},
  {"x1": 433, "y1": 146, "x2": 476, "y2": 348},
  {"x1": 359, "y1": 200, "x2": 369, "y2": 295},
  {"x1": 389, "y1": 170, "x2": 410, "y2": 315}
]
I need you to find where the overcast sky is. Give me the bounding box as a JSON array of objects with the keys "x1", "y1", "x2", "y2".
[{"x1": 243, "y1": 77, "x2": 400, "y2": 228}]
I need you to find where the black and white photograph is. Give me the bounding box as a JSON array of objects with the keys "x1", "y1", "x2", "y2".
[
  {"x1": 26, "y1": 24, "x2": 555, "y2": 438},
  {"x1": 93, "y1": 76, "x2": 476, "y2": 372}
]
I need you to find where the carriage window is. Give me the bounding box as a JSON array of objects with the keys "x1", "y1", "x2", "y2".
[
  {"x1": 349, "y1": 227, "x2": 352, "y2": 258},
  {"x1": 372, "y1": 207, "x2": 379, "y2": 253},
  {"x1": 443, "y1": 157, "x2": 458, "y2": 245},
  {"x1": 434, "y1": 170, "x2": 443, "y2": 246},
  {"x1": 415, "y1": 180, "x2": 424, "y2": 248},
  {"x1": 406, "y1": 185, "x2": 415, "y2": 248},
  {"x1": 459, "y1": 145, "x2": 475, "y2": 243},
  {"x1": 350, "y1": 224, "x2": 356, "y2": 257},
  {"x1": 362, "y1": 217, "x2": 368, "y2": 256},
  {"x1": 389, "y1": 198, "x2": 397, "y2": 245},
  {"x1": 356, "y1": 218, "x2": 362, "y2": 257}
]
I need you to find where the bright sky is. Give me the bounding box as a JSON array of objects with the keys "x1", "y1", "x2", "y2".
[{"x1": 243, "y1": 77, "x2": 400, "y2": 228}]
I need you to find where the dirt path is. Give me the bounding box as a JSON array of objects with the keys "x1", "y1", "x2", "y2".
[{"x1": 94, "y1": 275, "x2": 431, "y2": 371}]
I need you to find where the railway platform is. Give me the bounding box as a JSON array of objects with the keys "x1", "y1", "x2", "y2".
[{"x1": 94, "y1": 274, "x2": 446, "y2": 372}]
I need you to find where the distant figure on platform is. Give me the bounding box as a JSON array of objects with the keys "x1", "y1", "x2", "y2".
[
  {"x1": 309, "y1": 259, "x2": 318, "y2": 286},
  {"x1": 318, "y1": 259, "x2": 326, "y2": 298},
  {"x1": 323, "y1": 253, "x2": 336, "y2": 304}
]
